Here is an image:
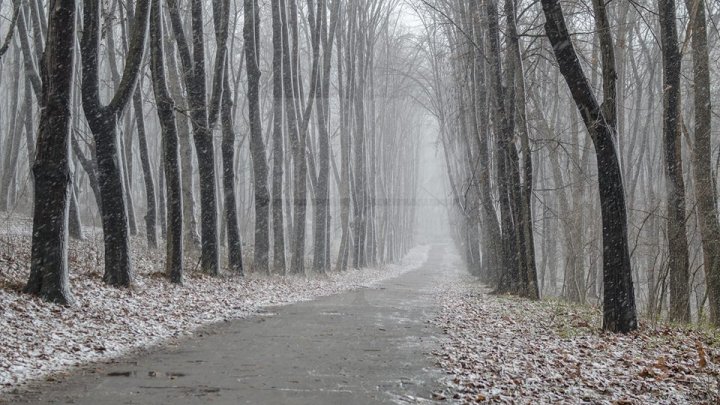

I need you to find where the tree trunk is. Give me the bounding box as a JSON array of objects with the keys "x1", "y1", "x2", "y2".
[
  {"x1": 149, "y1": 0, "x2": 183, "y2": 283},
  {"x1": 133, "y1": 87, "x2": 158, "y2": 249},
  {"x1": 486, "y1": 0, "x2": 519, "y2": 292},
  {"x1": 542, "y1": 0, "x2": 638, "y2": 332},
  {"x1": 79, "y1": 0, "x2": 150, "y2": 287},
  {"x1": 659, "y1": 0, "x2": 690, "y2": 322},
  {"x1": 221, "y1": 71, "x2": 244, "y2": 275},
  {"x1": 336, "y1": 13, "x2": 351, "y2": 272},
  {"x1": 25, "y1": 0, "x2": 77, "y2": 306},
  {"x1": 163, "y1": 28, "x2": 200, "y2": 250},
  {"x1": 313, "y1": 0, "x2": 339, "y2": 273},
  {"x1": 686, "y1": 0, "x2": 720, "y2": 325},
  {"x1": 270, "y1": 0, "x2": 286, "y2": 274},
  {"x1": 244, "y1": 0, "x2": 270, "y2": 273},
  {"x1": 0, "y1": 42, "x2": 22, "y2": 212},
  {"x1": 167, "y1": 0, "x2": 220, "y2": 275},
  {"x1": 507, "y1": 0, "x2": 539, "y2": 299}
]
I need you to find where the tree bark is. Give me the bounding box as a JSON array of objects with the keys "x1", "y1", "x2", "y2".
[
  {"x1": 313, "y1": 0, "x2": 340, "y2": 273},
  {"x1": 244, "y1": 0, "x2": 270, "y2": 273},
  {"x1": 686, "y1": 0, "x2": 720, "y2": 325},
  {"x1": 221, "y1": 70, "x2": 244, "y2": 275},
  {"x1": 486, "y1": 0, "x2": 520, "y2": 293},
  {"x1": 133, "y1": 86, "x2": 158, "y2": 249},
  {"x1": 163, "y1": 25, "x2": 201, "y2": 250},
  {"x1": 80, "y1": 0, "x2": 150, "y2": 287},
  {"x1": 506, "y1": 0, "x2": 539, "y2": 299},
  {"x1": 541, "y1": 0, "x2": 638, "y2": 332},
  {"x1": 166, "y1": 0, "x2": 220, "y2": 275},
  {"x1": 149, "y1": 0, "x2": 183, "y2": 284},
  {"x1": 270, "y1": 0, "x2": 286, "y2": 274},
  {"x1": 25, "y1": 0, "x2": 77, "y2": 305},
  {"x1": 659, "y1": 0, "x2": 690, "y2": 322}
]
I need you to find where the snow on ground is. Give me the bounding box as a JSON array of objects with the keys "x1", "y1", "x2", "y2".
[
  {"x1": 0, "y1": 224, "x2": 429, "y2": 395},
  {"x1": 432, "y1": 267, "x2": 720, "y2": 404}
]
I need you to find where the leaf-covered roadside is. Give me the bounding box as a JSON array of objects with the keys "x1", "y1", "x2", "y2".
[{"x1": 432, "y1": 277, "x2": 720, "y2": 404}]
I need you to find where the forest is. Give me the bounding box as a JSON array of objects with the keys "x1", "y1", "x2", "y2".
[{"x1": 1, "y1": 0, "x2": 720, "y2": 402}]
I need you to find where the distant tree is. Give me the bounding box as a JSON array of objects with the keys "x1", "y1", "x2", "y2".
[
  {"x1": 0, "y1": 0, "x2": 20, "y2": 62},
  {"x1": 132, "y1": 81, "x2": 158, "y2": 250}
]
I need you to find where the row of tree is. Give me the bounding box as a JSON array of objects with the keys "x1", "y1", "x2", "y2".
[
  {"x1": 420, "y1": 0, "x2": 720, "y2": 332},
  {"x1": 0, "y1": 0, "x2": 425, "y2": 305}
]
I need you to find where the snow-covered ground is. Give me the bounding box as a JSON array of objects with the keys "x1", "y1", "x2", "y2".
[
  {"x1": 0, "y1": 224, "x2": 430, "y2": 394},
  {"x1": 432, "y1": 252, "x2": 720, "y2": 404}
]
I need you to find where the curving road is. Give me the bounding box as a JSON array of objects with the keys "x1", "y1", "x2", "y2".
[{"x1": 6, "y1": 245, "x2": 451, "y2": 404}]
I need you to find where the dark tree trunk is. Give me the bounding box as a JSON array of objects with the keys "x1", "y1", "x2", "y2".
[
  {"x1": 221, "y1": 72, "x2": 244, "y2": 275},
  {"x1": 25, "y1": 0, "x2": 77, "y2": 306},
  {"x1": 163, "y1": 32, "x2": 200, "y2": 250},
  {"x1": 469, "y1": 0, "x2": 502, "y2": 285},
  {"x1": 270, "y1": 0, "x2": 286, "y2": 274},
  {"x1": 70, "y1": 133, "x2": 102, "y2": 209},
  {"x1": 486, "y1": 0, "x2": 520, "y2": 292},
  {"x1": 244, "y1": 0, "x2": 270, "y2": 273},
  {"x1": 167, "y1": 0, "x2": 220, "y2": 275},
  {"x1": 506, "y1": 0, "x2": 539, "y2": 299},
  {"x1": 686, "y1": 0, "x2": 720, "y2": 325},
  {"x1": 133, "y1": 87, "x2": 158, "y2": 249},
  {"x1": 93, "y1": 119, "x2": 133, "y2": 286},
  {"x1": 659, "y1": 0, "x2": 690, "y2": 322},
  {"x1": 190, "y1": 0, "x2": 220, "y2": 275},
  {"x1": 80, "y1": 0, "x2": 150, "y2": 287},
  {"x1": 313, "y1": 0, "x2": 340, "y2": 273},
  {"x1": 590, "y1": 0, "x2": 617, "y2": 129},
  {"x1": 289, "y1": 0, "x2": 322, "y2": 275},
  {"x1": 541, "y1": 0, "x2": 638, "y2": 332},
  {"x1": 149, "y1": 0, "x2": 183, "y2": 284},
  {"x1": 280, "y1": 0, "x2": 306, "y2": 275},
  {"x1": 207, "y1": 0, "x2": 241, "y2": 275}
]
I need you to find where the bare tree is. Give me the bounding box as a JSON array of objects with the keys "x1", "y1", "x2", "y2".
[
  {"x1": 24, "y1": 0, "x2": 78, "y2": 305},
  {"x1": 166, "y1": 0, "x2": 220, "y2": 275},
  {"x1": 244, "y1": 0, "x2": 271, "y2": 273},
  {"x1": 659, "y1": 0, "x2": 690, "y2": 322},
  {"x1": 541, "y1": 0, "x2": 637, "y2": 332},
  {"x1": 149, "y1": 0, "x2": 183, "y2": 283},
  {"x1": 686, "y1": 0, "x2": 720, "y2": 325},
  {"x1": 79, "y1": 0, "x2": 150, "y2": 287}
]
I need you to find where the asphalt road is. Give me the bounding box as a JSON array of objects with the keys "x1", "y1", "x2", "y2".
[{"x1": 6, "y1": 245, "x2": 449, "y2": 404}]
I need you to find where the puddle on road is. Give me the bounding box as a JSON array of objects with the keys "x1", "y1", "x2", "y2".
[
  {"x1": 320, "y1": 311, "x2": 347, "y2": 316},
  {"x1": 107, "y1": 371, "x2": 187, "y2": 378},
  {"x1": 106, "y1": 371, "x2": 134, "y2": 377}
]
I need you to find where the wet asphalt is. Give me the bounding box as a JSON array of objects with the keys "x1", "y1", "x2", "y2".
[{"x1": 5, "y1": 245, "x2": 450, "y2": 404}]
